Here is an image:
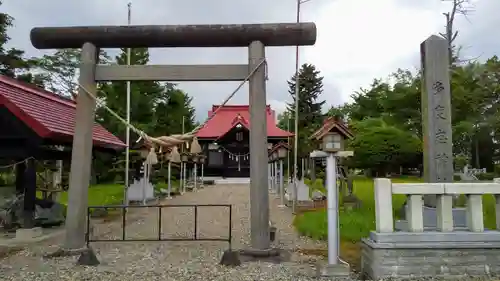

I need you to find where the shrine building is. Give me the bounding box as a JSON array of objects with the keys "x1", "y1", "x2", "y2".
[{"x1": 195, "y1": 105, "x2": 293, "y2": 178}]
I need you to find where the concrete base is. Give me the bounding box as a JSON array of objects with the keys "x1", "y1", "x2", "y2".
[
  {"x1": 15, "y1": 227, "x2": 43, "y2": 241},
  {"x1": 316, "y1": 262, "x2": 351, "y2": 277},
  {"x1": 239, "y1": 248, "x2": 291, "y2": 264},
  {"x1": 362, "y1": 232, "x2": 500, "y2": 280},
  {"x1": 369, "y1": 230, "x2": 500, "y2": 243},
  {"x1": 76, "y1": 247, "x2": 100, "y2": 266},
  {"x1": 220, "y1": 249, "x2": 241, "y2": 266}
]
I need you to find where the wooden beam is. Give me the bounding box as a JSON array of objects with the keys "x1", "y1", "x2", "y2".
[
  {"x1": 30, "y1": 23, "x2": 317, "y2": 49},
  {"x1": 94, "y1": 64, "x2": 250, "y2": 81}
]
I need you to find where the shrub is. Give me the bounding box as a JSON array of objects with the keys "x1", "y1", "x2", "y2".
[
  {"x1": 495, "y1": 164, "x2": 500, "y2": 176},
  {"x1": 477, "y1": 172, "x2": 495, "y2": 181}
]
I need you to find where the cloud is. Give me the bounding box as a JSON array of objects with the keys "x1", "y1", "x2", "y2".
[{"x1": 3, "y1": 0, "x2": 500, "y2": 122}]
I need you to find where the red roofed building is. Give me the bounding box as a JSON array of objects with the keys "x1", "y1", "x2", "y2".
[
  {"x1": 0, "y1": 75, "x2": 125, "y2": 160},
  {"x1": 196, "y1": 105, "x2": 292, "y2": 178}
]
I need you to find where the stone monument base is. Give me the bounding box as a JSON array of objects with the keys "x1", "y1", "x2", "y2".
[{"x1": 361, "y1": 231, "x2": 500, "y2": 280}]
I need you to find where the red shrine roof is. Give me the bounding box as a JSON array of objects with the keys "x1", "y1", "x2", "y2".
[
  {"x1": 196, "y1": 105, "x2": 293, "y2": 139},
  {"x1": 0, "y1": 75, "x2": 125, "y2": 149}
]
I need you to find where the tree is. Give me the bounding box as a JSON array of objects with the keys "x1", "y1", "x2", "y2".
[
  {"x1": 152, "y1": 84, "x2": 196, "y2": 136},
  {"x1": 336, "y1": 55, "x2": 500, "y2": 174},
  {"x1": 349, "y1": 118, "x2": 422, "y2": 176},
  {"x1": 276, "y1": 111, "x2": 292, "y2": 131},
  {"x1": 0, "y1": 1, "x2": 44, "y2": 85},
  {"x1": 286, "y1": 63, "x2": 326, "y2": 159},
  {"x1": 440, "y1": 0, "x2": 475, "y2": 65},
  {"x1": 326, "y1": 103, "x2": 352, "y2": 122},
  {"x1": 97, "y1": 48, "x2": 163, "y2": 139},
  {"x1": 92, "y1": 48, "x2": 197, "y2": 182},
  {"x1": 33, "y1": 49, "x2": 110, "y2": 97}
]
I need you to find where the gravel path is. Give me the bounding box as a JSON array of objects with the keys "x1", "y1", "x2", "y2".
[{"x1": 0, "y1": 184, "x2": 333, "y2": 280}]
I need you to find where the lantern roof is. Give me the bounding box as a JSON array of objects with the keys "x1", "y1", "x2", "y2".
[
  {"x1": 268, "y1": 141, "x2": 290, "y2": 156},
  {"x1": 310, "y1": 116, "x2": 353, "y2": 141}
]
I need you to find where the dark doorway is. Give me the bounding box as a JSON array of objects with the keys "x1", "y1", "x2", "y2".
[{"x1": 218, "y1": 124, "x2": 250, "y2": 178}]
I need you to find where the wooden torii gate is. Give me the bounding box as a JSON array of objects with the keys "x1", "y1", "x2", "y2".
[{"x1": 30, "y1": 23, "x2": 316, "y2": 257}]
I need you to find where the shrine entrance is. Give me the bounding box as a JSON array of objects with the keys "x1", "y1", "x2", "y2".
[{"x1": 218, "y1": 124, "x2": 250, "y2": 178}]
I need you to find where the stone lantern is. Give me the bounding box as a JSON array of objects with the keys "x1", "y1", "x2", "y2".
[
  {"x1": 273, "y1": 142, "x2": 290, "y2": 208},
  {"x1": 309, "y1": 116, "x2": 354, "y2": 277}
]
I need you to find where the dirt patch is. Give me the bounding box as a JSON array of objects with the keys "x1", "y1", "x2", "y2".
[{"x1": 0, "y1": 245, "x2": 23, "y2": 259}]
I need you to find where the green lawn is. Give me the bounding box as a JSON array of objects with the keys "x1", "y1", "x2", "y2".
[
  {"x1": 37, "y1": 180, "x2": 179, "y2": 208},
  {"x1": 37, "y1": 184, "x2": 125, "y2": 207},
  {"x1": 294, "y1": 177, "x2": 499, "y2": 242}
]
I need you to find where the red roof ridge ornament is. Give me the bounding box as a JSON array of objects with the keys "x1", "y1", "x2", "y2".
[{"x1": 231, "y1": 113, "x2": 249, "y2": 127}]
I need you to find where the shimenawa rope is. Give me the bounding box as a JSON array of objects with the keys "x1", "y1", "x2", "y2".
[{"x1": 63, "y1": 58, "x2": 267, "y2": 148}]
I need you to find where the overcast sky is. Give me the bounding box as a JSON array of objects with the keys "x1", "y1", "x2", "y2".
[{"x1": 3, "y1": 0, "x2": 499, "y2": 121}]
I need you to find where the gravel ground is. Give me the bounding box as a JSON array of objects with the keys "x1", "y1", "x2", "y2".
[{"x1": 0, "y1": 184, "x2": 334, "y2": 280}]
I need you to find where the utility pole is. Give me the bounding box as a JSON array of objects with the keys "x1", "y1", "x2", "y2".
[
  {"x1": 292, "y1": 0, "x2": 314, "y2": 213},
  {"x1": 287, "y1": 115, "x2": 290, "y2": 183},
  {"x1": 181, "y1": 115, "x2": 185, "y2": 193},
  {"x1": 182, "y1": 116, "x2": 185, "y2": 150},
  {"x1": 124, "y1": 2, "x2": 132, "y2": 205},
  {"x1": 292, "y1": 0, "x2": 301, "y2": 213}
]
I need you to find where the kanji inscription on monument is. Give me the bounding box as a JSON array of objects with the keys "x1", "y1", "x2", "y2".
[{"x1": 421, "y1": 35, "x2": 453, "y2": 206}]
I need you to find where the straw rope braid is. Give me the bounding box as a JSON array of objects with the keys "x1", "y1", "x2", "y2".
[
  {"x1": 0, "y1": 157, "x2": 35, "y2": 169},
  {"x1": 66, "y1": 58, "x2": 267, "y2": 148},
  {"x1": 218, "y1": 146, "x2": 251, "y2": 157}
]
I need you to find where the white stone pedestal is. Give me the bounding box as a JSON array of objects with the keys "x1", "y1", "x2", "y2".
[
  {"x1": 316, "y1": 262, "x2": 350, "y2": 277},
  {"x1": 127, "y1": 178, "x2": 155, "y2": 202}
]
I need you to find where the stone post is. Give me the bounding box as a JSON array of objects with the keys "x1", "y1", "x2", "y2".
[
  {"x1": 166, "y1": 161, "x2": 172, "y2": 199},
  {"x1": 22, "y1": 158, "x2": 36, "y2": 229},
  {"x1": 279, "y1": 159, "x2": 285, "y2": 207},
  {"x1": 64, "y1": 42, "x2": 98, "y2": 250},
  {"x1": 374, "y1": 178, "x2": 394, "y2": 233},
  {"x1": 248, "y1": 40, "x2": 270, "y2": 250},
  {"x1": 421, "y1": 35, "x2": 454, "y2": 207}
]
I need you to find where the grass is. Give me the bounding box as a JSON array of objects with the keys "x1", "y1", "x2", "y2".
[
  {"x1": 37, "y1": 184, "x2": 125, "y2": 207},
  {"x1": 294, "y1": 177, "x2": 416, "y2": 242},
  {"x1": 36, "y1": 181, "x2": 179, "y2": 218}
]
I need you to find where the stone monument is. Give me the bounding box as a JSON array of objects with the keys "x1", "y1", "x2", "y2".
[{"x1": 396, "y1": 35, "x2": 466, "y2": 230}]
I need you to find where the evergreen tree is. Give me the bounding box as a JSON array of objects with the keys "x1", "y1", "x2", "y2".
[
  {"x1": 287, "y1": 64, "x2": 325, "y2": 127},
  {"x1": 286, "y1": 63, "x2": 326, "y2": 158},
  {"x1": 276, "y1": 111, "x2": 292, "y2": 131},
  {"x1": 152, "y1": 83, "x2": 196, "y2": 136},
  {"x1": 97, "y1": 48, "x2": 163, "y2": 139}
]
